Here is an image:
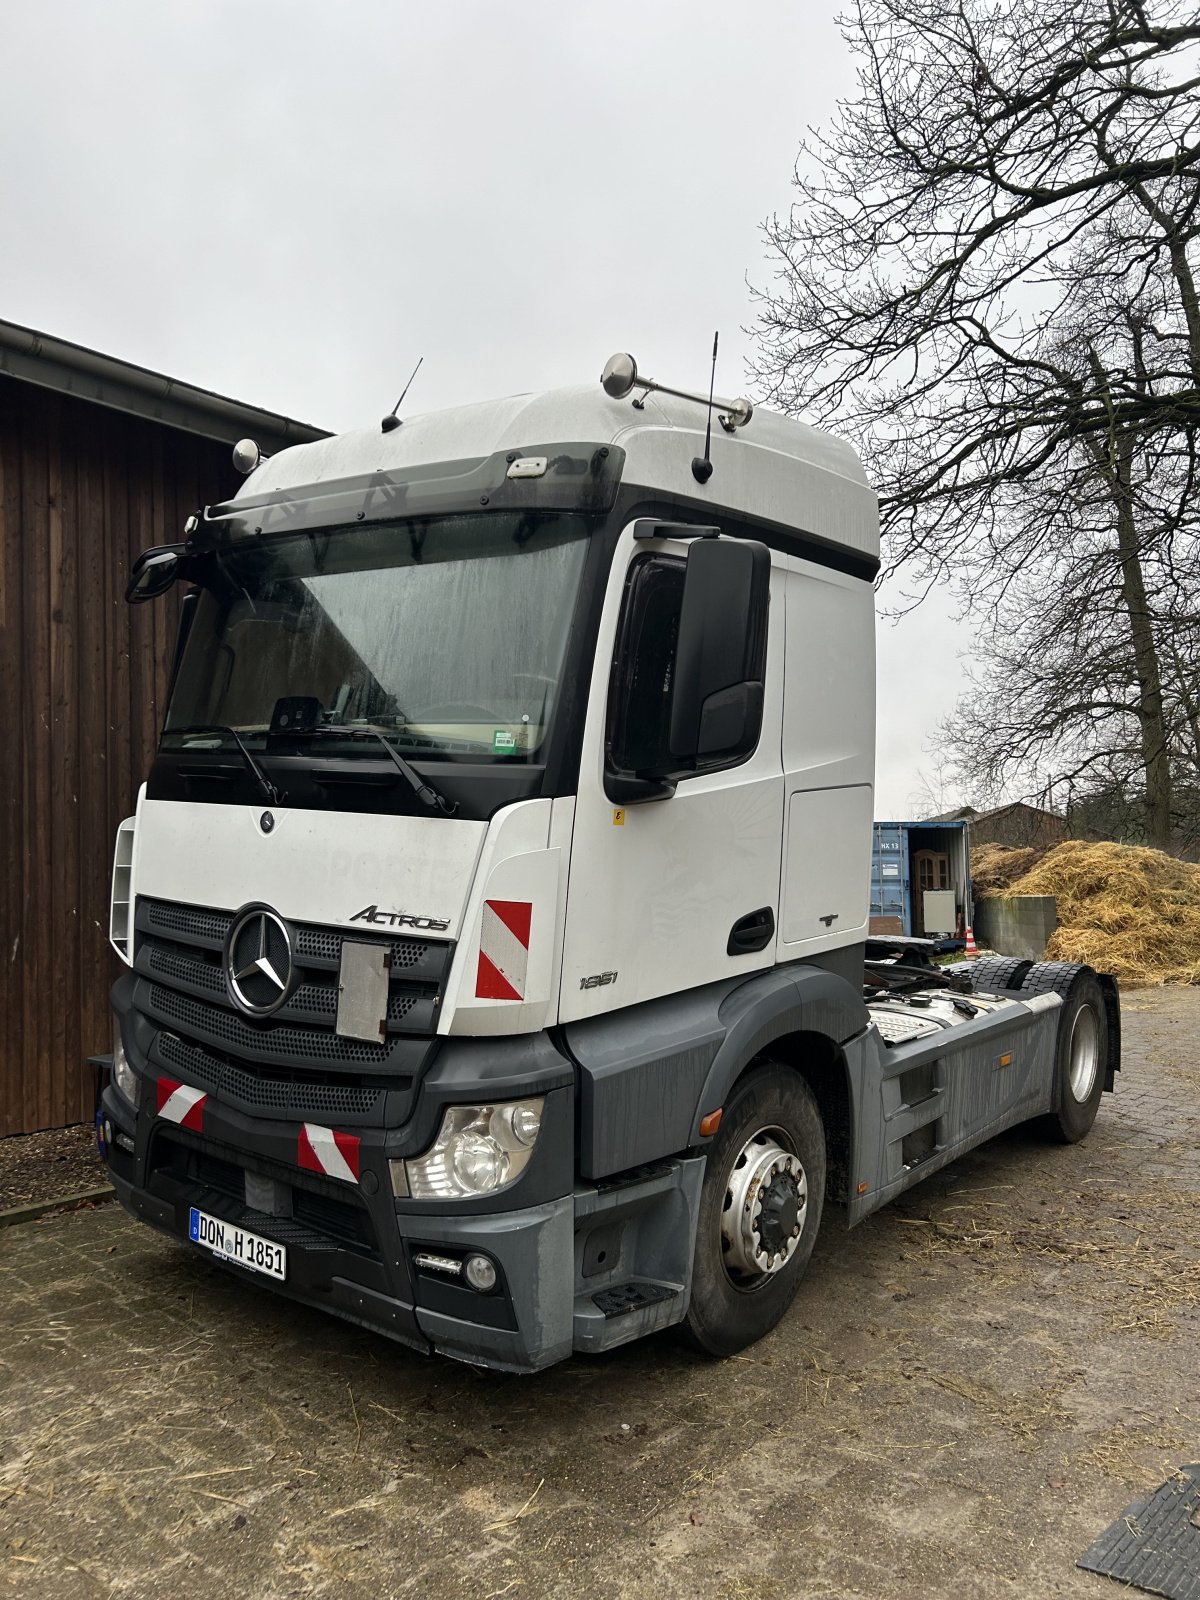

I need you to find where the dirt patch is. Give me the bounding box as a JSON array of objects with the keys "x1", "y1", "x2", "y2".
[
  {"x1": 0, "y1": 1125, "x2": 105, "y2": 1211},
  {"x1": 1075, "y1": 1419, "x2": 1195, "y2": 1487},
  {"x1": 891, "y1": 1175, "x2": 1200, "y2": 1341}
]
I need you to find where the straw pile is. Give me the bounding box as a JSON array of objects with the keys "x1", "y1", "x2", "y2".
[
  {"x1": 977, "y1": 839, "x2": 1200, "y2": 987},
  {"x1": 969, "y1": 844, "x2": 1045, "y2": 897}
]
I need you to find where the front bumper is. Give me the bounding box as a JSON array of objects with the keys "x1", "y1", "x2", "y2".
[{"x1": 99, "y1": 1076, "x2": 575, "y2": 1373}]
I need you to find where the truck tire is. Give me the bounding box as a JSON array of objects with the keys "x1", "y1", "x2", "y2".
[
  {"x1": 1021, "y1": 963, "x2": 1108, "y2": 1142},
  {"x1": 969, "y1": 956, "x2": 1032, "y2": 994},
  {"x1": 682, "y1": 1064, "x2": 825, "y2": 1358}
]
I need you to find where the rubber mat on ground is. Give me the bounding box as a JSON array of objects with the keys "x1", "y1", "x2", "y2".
[{"x1": 1078, "y1": 1464, "x2": 1200, "y2": 1599}]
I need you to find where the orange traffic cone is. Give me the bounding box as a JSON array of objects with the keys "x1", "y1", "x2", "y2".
[{"x1": 964, "y1": 925, "x2": 978, "y2": 957}]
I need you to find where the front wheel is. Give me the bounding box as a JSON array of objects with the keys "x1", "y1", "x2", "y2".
[{"x1": 683, "y1": 1064, "x2": 825, "y2": 1358}]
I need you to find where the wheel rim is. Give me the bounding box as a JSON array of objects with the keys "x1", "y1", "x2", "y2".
[
  {"x1": 721, "y1": 1125, "x2": 808, "y2": 1289},
  {"x1": 1068, "y1": 1003, "x2": 1100, "y2": 1101}
]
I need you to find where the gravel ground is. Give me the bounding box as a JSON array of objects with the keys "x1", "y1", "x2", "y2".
[
  {"x1": 1, "y1": 987, "x2": 1196, "y2": 1599},
  {"x1": 0, "y1": 1125, "x2": 107, "y2": 1212}
]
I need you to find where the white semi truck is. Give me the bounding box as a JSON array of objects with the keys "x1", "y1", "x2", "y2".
[{"x1": 96, "y1": 354, "x2": 1120, "y2": 1371}]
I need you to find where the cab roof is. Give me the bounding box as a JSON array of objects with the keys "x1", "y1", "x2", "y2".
[{"x1": 234, "y1": 383, "x2": 879, "y2": 563}]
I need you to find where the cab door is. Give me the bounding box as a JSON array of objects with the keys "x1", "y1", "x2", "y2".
[{"x1": 559, "y1": 523, "x2": 785, "y2": 1022}]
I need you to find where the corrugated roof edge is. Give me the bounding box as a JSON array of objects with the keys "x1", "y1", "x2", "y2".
[{"x1": 0, "y1": 318, "x2": 329, "y2": 454}]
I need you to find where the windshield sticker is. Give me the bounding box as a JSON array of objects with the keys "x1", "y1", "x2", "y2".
[{"x1": 492, "y1": 730, "x2": 517, "y2": 755}]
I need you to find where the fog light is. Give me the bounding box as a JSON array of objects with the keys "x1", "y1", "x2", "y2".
[{"x1": 463, "y1": 1253, "x2": 498, "y2": 1293}]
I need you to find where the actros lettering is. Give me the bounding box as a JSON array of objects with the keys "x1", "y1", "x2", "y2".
[{"x1": 350, "y1": 904, "x2": 451, "y2": 933}]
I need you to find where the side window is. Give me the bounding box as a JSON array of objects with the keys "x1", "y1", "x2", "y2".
[{"x1": 606, "y1": 555, "x2": 685, "y2": 774}]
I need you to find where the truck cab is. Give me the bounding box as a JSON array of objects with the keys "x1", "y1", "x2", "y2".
[{"x1": 97, "y1": 358, "x2": 1117, "y2": 1370}]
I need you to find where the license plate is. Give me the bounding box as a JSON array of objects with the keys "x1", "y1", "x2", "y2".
[{"x1": 188, "y1": 1208, "x2": 287, "y2": 1281}]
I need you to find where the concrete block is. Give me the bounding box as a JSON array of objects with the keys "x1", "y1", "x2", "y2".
[{"x1": 975, "y1": 895, "x2": 1058, "y2": 961}]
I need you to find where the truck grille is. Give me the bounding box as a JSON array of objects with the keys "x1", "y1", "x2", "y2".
[
  {"x1": 132, "y1": 896, "x2": 452, "y2": 1124},
  {"x1": 156, "y1": 1031, "x2": 387, "y2": 1121}
]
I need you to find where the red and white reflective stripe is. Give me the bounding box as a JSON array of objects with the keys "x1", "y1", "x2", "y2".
[
  {"x1": 297, "y1": 1123, "x2": 361, "y2": 1185},
  {"x1": 156, "y1": 1078, "x2": 207, "y2": 1132},
  {"x1": 475, "y1": 899, "x2": 532, "y2": 1002}
]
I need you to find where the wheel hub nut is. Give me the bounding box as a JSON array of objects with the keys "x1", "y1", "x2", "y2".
[{"x1": 756, "y1": 1171, "x2": 800, "y2": 1254}]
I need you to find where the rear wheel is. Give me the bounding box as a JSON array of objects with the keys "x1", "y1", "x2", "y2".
[
  {"x1": 683, "y1": 1064, "x2": 825, "y2": 1357},
  {"x1": 969, "y1": 955, "x2": 1032, "y2": 994},
  {"x1": 1027, "y1": 966, "x2": 1108, "y2": 1142}
]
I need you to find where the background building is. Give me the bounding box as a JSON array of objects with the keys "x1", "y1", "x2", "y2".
[
  {"x1": 927, "y1": 803, "x2": 1071, "y2": 850},
  {"x1": 0, "y1": 320, "x2": 325, "y2": 1137}
]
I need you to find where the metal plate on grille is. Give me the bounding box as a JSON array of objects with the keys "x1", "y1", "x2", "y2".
[
  {"x1": 337, "y1": 942, "x2": 391, "y2": 1043},
  {"x1": 1078, "y1": 1465, "x2": 1200, "y2": 1599}
]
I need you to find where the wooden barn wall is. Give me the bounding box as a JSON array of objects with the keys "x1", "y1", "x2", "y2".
[{"x1": 0, "y1": 375, "x2": 235, "y2": 1137}]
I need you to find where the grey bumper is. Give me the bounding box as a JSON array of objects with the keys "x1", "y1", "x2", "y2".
[{"x1": 99, "y1": 1075, "x2": 577, "y2": 1374}]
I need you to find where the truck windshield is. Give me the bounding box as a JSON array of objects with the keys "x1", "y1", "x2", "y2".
[{"x1": 164, "y1": 511, "x2": 592, "y2": 761}]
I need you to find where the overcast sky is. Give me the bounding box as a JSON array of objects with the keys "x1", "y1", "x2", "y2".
[{"x1": 1, "y1": 0, "x2": 967, "y2": 815}]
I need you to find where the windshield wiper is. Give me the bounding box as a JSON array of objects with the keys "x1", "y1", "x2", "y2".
[
  {"x1": 367, "y1": 731, "x2": 459, "y2": 815},
  {"x1": 295, "y1": 727, "x2": 458, "y2": 816},
  {"x1": 167, "y1": 723, "x2": 283, "y2": 806}
]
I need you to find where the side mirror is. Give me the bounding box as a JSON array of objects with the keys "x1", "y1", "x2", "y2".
[
  {"x1": 125, "y1": 544, "x2": 187, "y2": 604},
  {"x1": 669, "y1": 535, "x2": 770, "y2": 765},
  {"x1": 606, "y1": 534, "x2": 770, "y2": 802}
]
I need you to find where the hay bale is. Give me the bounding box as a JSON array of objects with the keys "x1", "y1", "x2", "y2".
[{"x1": 999, "y1": 839, "x2": 1200, "y2": 987}]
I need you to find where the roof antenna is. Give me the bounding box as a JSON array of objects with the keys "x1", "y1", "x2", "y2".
[
  {"x1": 691, "y1": 332, "x2": 718, "y2": 485},
  {"x1": 381, "y1": 357, "x2": 423, "y2": 434}
]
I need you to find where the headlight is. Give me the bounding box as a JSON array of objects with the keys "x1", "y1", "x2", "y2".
[
  {"x1": 393, "y1": 1098, "x2": 544, "y2": 1199},
  {"x1": 112, "y1": 1033, "x2": 140, "y2": 1107}
]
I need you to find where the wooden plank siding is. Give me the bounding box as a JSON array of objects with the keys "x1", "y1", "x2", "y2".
[{"x1": 0, "y1": 374, "x2": 235, "y2": 1137}]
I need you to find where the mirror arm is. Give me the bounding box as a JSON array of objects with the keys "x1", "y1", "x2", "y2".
[{"x1": 631, "y1": 519, "x2": 721, "y2": 542}]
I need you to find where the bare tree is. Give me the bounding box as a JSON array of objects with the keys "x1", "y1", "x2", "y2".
[
  {"x1": 906, "y1": 750, "x2": 963, "y2": 819},
  {"x1": 753, "y1": 0, "x2": 1200, "y2": 847},
  {"x1": 941, "y1": 476, "x2": 1200, "y2": 847}
]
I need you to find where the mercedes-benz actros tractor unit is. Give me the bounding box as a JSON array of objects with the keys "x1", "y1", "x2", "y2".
[{"x1": 95, "y1": 353, "x2": 1120, "y2": 1372}]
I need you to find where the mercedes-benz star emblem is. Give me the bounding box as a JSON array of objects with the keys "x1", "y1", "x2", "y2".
[{"x1": 225, "y1": 907, "x2": 293, "y2": 1017}]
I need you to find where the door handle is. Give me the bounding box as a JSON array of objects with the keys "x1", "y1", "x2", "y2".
[{"x1": 727, "y1": 906, "x2": 775, "y2": 956}]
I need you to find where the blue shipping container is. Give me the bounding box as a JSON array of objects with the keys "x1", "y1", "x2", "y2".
[{"x1": 870, "y1": 820, "x2": 973, "y2": 945}]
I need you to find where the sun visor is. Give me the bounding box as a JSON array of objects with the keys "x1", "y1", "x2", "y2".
[{"x1": 197, "y1": 444, "x2": 625, "y2": 548}]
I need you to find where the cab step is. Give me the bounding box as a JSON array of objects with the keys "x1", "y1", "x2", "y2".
[{"x1": 573, "y1": 1279, "x2": 684, "y2": 1353}]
